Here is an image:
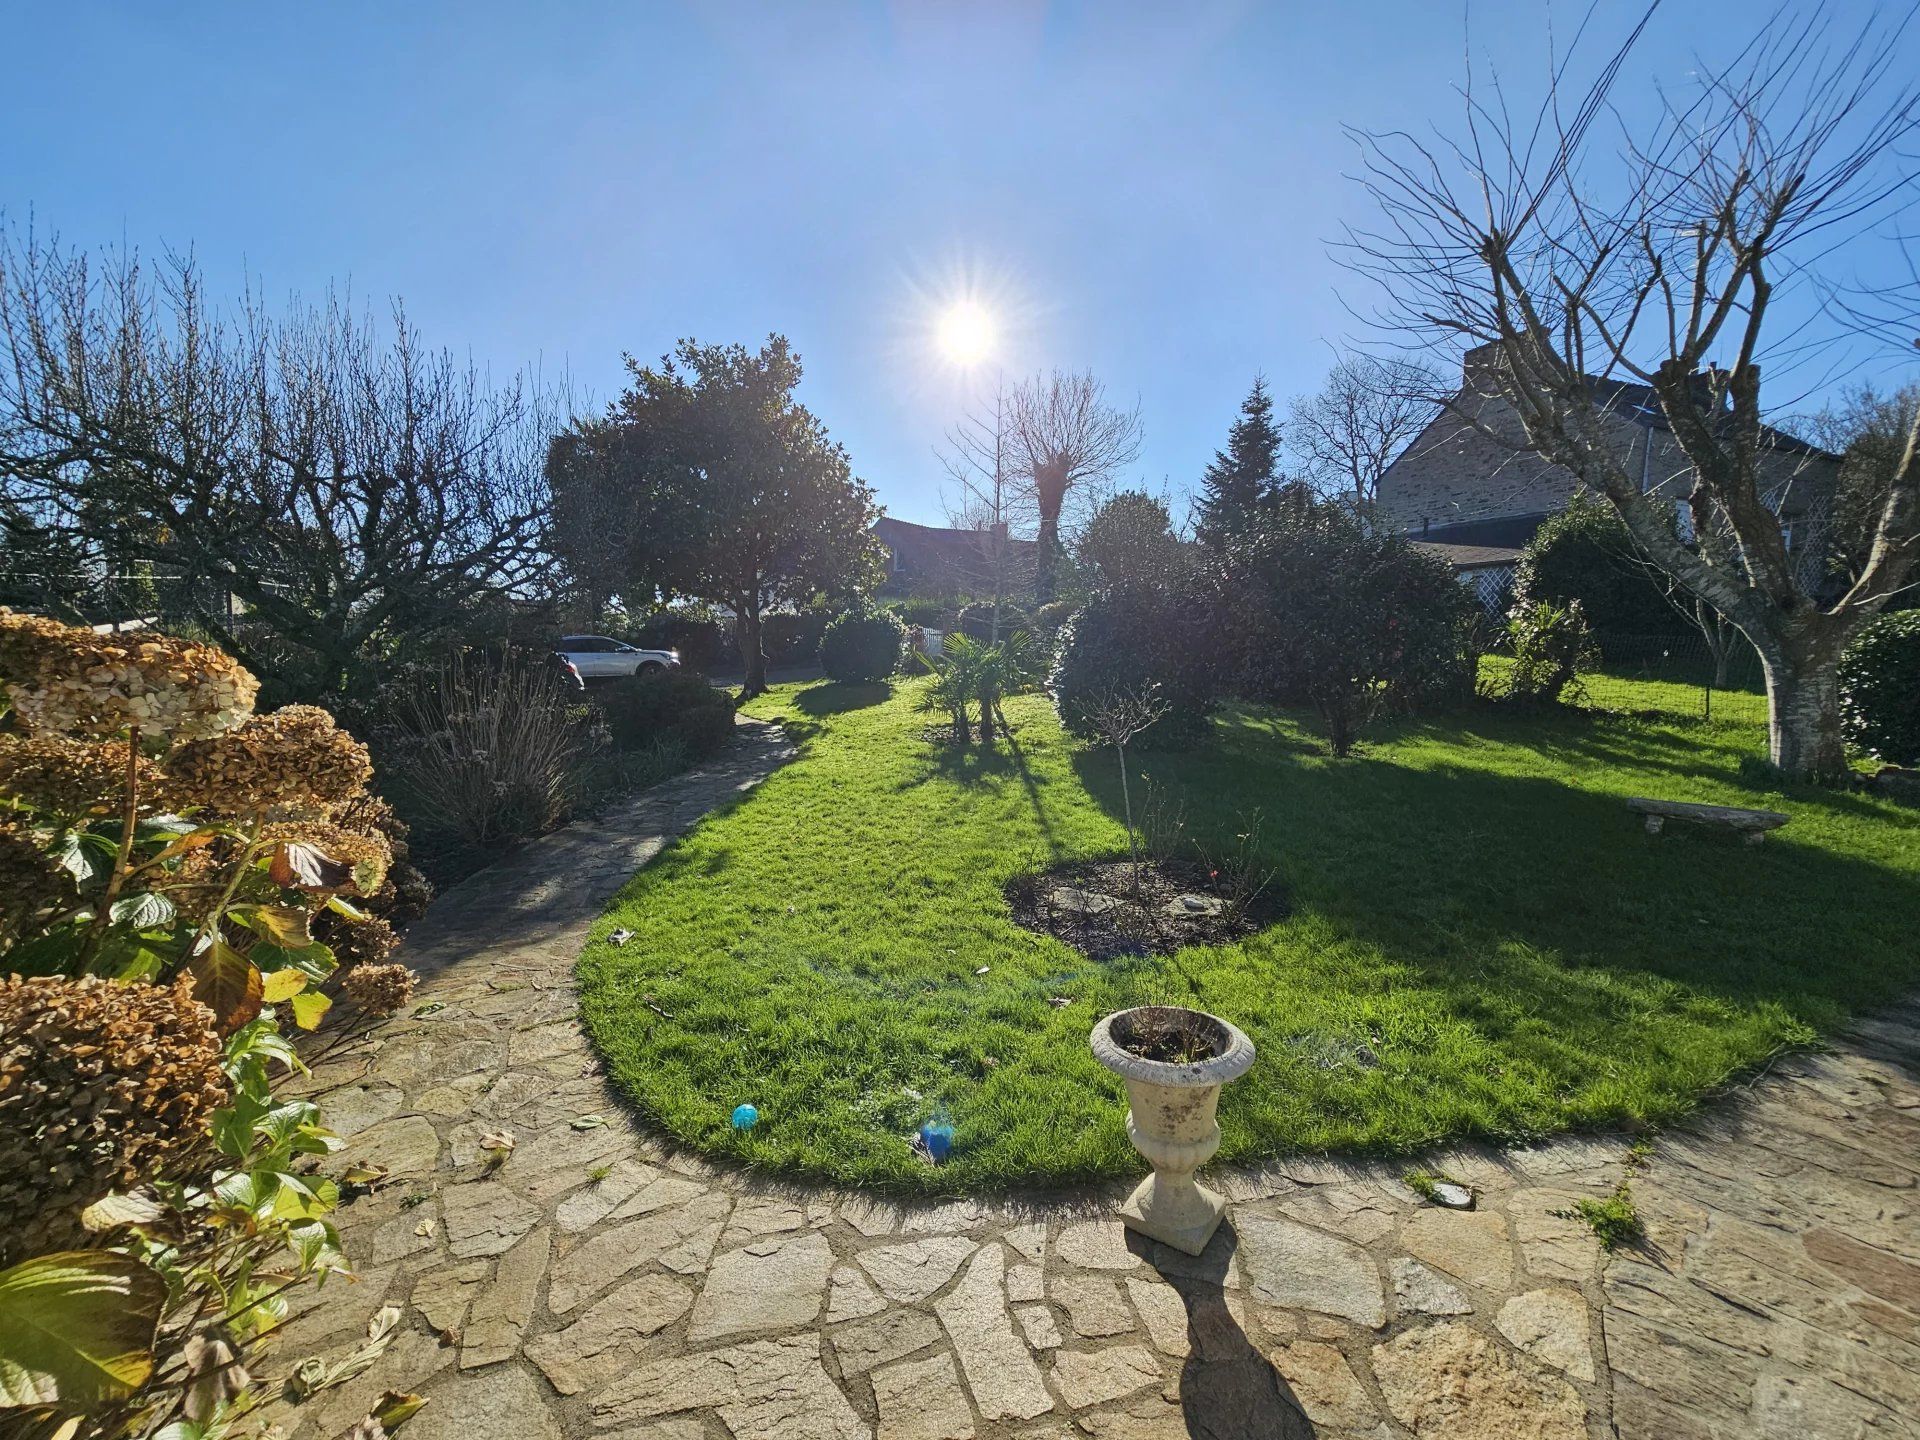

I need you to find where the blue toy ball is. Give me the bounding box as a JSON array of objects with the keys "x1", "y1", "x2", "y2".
[{"x1": 731, "y1": 1103, "x2": 760, "y2": 1130}]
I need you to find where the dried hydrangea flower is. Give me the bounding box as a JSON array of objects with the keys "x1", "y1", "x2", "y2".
[
  {"x1": 326, "y1": 913, "x2": 400, "y2": 968},
  {"x1": 0, "y1": 734, "x2": 164, "y2": 820},
  {"x1": 261, "y1": 820, "x2": 392, "y2": 897},
  {"x1": 0, "y1": 820, "x2": 68, "y2": 948},
  {"x1": 342, "y1": 963, "x2": 417, "y2": 1016},
  {"x1": 164, "y1": 705, "x2": 373, "y2": 816},
  {"x1": 159, "y1": 844, "x2": 229, "y2": 925},
  {"x1": 0, "y1": 609, "x2": 258, "y2": 741},
  {"x1": 0, "y1": 974, "x2": 230, "y2": 1263},
  {"x1": 334, "y1": 794, "x2": 433, "y2": 925}
]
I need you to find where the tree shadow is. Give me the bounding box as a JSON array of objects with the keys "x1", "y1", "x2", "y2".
[
  {"x1": 1131, "y1": 1224, "x2": 1314, "y2": 1438},
  {"x1": 1068, "y1": 720, "x2": 1920, "y2": 1036},
  {"x1": 898, "y1": 728, "x2": 1070, "y2": 859},
  {"x1": 792, "y1": 679, "x2": 893, "y2": 717}
]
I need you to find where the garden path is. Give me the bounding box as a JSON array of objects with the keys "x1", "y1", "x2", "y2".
[{"x1": 259, "y1": 717, "x2": 1920, "y2": 1439}]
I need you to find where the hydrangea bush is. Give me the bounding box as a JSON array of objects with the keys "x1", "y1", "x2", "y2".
[{"x1": 0, "y1": 609, "x2": 425, "y2": 1437}]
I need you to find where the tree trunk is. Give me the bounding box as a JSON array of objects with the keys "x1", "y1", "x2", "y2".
[
  {"x1": 737, "y1": 601, "x2": 768, "y2": 698},
  {"x1": 977, "y1": 681, "x2": 997, "y2": 744},
  {"x1": 1761, "y1": 641, "x2": 1847, "y2": 781},
  {"x1": 1034, "y1": 509, "x2": 1060, "y2": 604}
]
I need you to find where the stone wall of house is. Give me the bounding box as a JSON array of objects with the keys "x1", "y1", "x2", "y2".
[{"x1": 1378, "y1": 388, "x2": 1836, "y2": 588}]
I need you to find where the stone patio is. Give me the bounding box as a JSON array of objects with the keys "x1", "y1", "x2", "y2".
[{"x1": 258, "y1": 719, "x2": 1920, "y2": 1439}]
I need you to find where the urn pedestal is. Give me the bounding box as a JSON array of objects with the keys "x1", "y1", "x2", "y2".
[{"x1": 1090, "y1": 1006, "x2": 1256, "y2": 1257}]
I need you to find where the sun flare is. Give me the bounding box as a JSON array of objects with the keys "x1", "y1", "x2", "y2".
[{"x1": 937, "y1": 300, "x2": 994, "y2": 365}]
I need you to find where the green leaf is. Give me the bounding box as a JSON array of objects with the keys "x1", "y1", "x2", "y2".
[
  {"x1": 373, "y1": 1390, "x2": 429, "y2": 1432},
  {"x1": 289, "y1": 990, "x2": 332, "y2": 1032},
  {"x1": 251, "y1": 940, "x2": 338, "y2": 982},
  {"x1": 325, "y1": 895, "x2": 371, "y2": 922},
  {"x1": 50, "y1": 831, "x2": 107, "y2": 884},
  {"x1": 240, "y1": 904, "x2": 315, "y2": 948},
  {"x1": 0, "y1": 1250, "x2": 165, "y2": 1408},
  {"x1": 110, "y1": 891, "x2": 177, "y2": 931},
  {"x1": 0, "y1": 924, "x2": 87, "y2": 978}
]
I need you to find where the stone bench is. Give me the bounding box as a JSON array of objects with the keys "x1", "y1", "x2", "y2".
[{"x1": 1627, "y1": 797, "x2": 1789, "y2": 844}]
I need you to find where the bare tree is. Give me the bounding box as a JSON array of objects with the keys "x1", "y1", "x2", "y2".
[
  {"x1": 1342, "y1": 5, "x2": 1920, "y2": 778},
  {"x1": 0, "y1": 230, "x2": 554, "y2": 699},
  {"x1": 939, "y1": 379, "x2": 1020, "y2": 640},
  {"x1": 1084, "y1": 683, "x2": 1172, "y2": 893},
  {"x1": 1007, "y1": 371, "x2": 1143, "y2": 602},
  {"x1": 1288, "y1": 353, "x2": 1442, "y2": 514}
]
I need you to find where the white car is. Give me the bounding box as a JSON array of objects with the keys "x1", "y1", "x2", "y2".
[{"x1": 556, "y1": 635, "x2": 680, "y2": 682}]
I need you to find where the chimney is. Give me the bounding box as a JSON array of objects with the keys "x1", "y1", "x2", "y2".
[{"x1": 1462, "y1": 341, "x2": 1509, "y2": 398}]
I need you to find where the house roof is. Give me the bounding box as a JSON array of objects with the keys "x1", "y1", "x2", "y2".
[
  {"x1": 1412, "y1": 540, "x2": 1524, "y2": 570},
  {"x1": 872, "y1": 516, "x2": 1034, "y2": 563},
  {"x1": 1459, "y1": 342, "x2": 1838, "y2": 460}
]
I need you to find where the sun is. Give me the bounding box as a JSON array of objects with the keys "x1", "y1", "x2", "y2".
[{"x1": 937, "y1": 300, "x2": 994, "y2": 365}]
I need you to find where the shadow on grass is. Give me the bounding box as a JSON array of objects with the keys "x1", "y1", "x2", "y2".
[
  {"x1": 904, "y1": 728, "x2": 1072, "y2": 860},
  {"x1": 1069, "y1": 714, "x2": 1920, "y2": 1037},
  {"x1": 793, "y1": 680, "x2": 893, "y2": 717}
]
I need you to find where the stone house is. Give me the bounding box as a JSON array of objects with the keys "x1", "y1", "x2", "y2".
[{"x1": 1379, "y1": 344, "x2": 1840, "y2": 613}]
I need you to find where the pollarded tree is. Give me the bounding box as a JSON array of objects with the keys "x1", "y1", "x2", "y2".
[
  {"x1": 1343, "y1": 8, "x2": 1920, "y2": 779},
  {"x1": 1007, "y1": 371, "x2": 1142, "y2": 602},
  {"x1": 547, "y1": 336, "x2": 883, "y2": 696},
  {"x1": 1192, "y1": 377, "x2": 1283, "y2": 547}
]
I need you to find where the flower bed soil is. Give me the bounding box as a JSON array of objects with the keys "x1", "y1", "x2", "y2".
[{"x1": 1004, "y1": 857, "x2": 1286, "y2": 961}]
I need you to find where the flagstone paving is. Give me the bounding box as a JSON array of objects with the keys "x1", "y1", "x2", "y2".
[{"x1": 259, "y1": 718, "x2": 1920, "y2": 1439}]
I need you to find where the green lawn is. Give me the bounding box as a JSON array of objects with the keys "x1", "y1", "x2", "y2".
[{"x1": 575, "y1": 677, "x2": 1920, "y2": 1193}]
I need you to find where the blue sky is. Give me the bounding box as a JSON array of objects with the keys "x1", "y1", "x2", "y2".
[{"x1": 4, "y1": 1, "x2": 1912, "y2": 524}]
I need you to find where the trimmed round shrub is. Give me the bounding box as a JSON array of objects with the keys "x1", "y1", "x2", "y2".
[
  {"x1": 1030, "y1": 599, "x2": 1078, "y2": 635},
  {"x1": 596, "y1": 669, "x2": 736, "y2": 758},
  {"x1": 1077, "y1": 490, "x2": 1182, "y2": 589},
  {"x1": 1841, "y1": 610, "x2": 1920, "y2": 764},
  {"x1": 1050, "y1": 584, "x2": 1217, "y2": 749},
  {"x1": 956, "y1": 600, "x2": 1028, "y2": 641},
  {"x1": 819, "y1": 607, "x2": 906, "y2": 682},
  {"x1": 1514, "y1": 495, "x2": 1689, "y2": 641}
]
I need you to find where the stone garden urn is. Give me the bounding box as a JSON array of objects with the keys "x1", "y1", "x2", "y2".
[{"x1": 1090, "y1": 1005, "x2": 1256, "y2": 1256}]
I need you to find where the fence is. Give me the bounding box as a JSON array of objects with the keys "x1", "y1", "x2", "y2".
[{"x1": 1483, "y1": 628, "x2": 1772, "y2": 732}]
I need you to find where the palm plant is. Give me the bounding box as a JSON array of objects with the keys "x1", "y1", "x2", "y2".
[
  {"x1": 915, "y1": 635, "x2": 984, "y2": 744},
  {"x1": 974, "y1": 629, "x2": 1046, "y2": 744}
]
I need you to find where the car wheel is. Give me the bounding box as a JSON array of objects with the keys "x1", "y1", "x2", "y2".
[{"x1": 637, "y1": 662, "x2": 664, "y2": 678}]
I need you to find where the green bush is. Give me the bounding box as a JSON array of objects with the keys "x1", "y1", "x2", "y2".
[
  {"x1": 1514, "y1": 495, "x2": 1689, "y2": 640},
  {"x1": 1504, "y1": 598, "x2": 1600, "y2": 706},
  {"x1": 1051, "y1": 583, "x2": 1217, "y2": 749},
  {"x1": 763, "y1": 605, "x2": 833, "y2": 665},
  {"x1": 1841, "y1": 610, "x2": 1920, "y2": 764},
  {"x1": 1030, "y1": 599, "x2": 1078, "y2": 634},
  {"x1": 633, "y1": 607, "x2": 731, "y2": 673},
  {"x1": 819, "y1": 607, "x2": 906, "y2": 681},
  {"x1": 596, "y1": 669, "x2": 736, "y2": 758},
  {"x1": 888, "y1": 596, "x2": 950, "y2": 628},
  {"x1": 955, "y1": 600, "x2": 1028, "y2": 641},
  {"x1": 1215, "y1": 503, "x2": 1479, "y2": 754},
  {"x1": 1077, "y1": 491, "x2": 1182, "y2": 589}
]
